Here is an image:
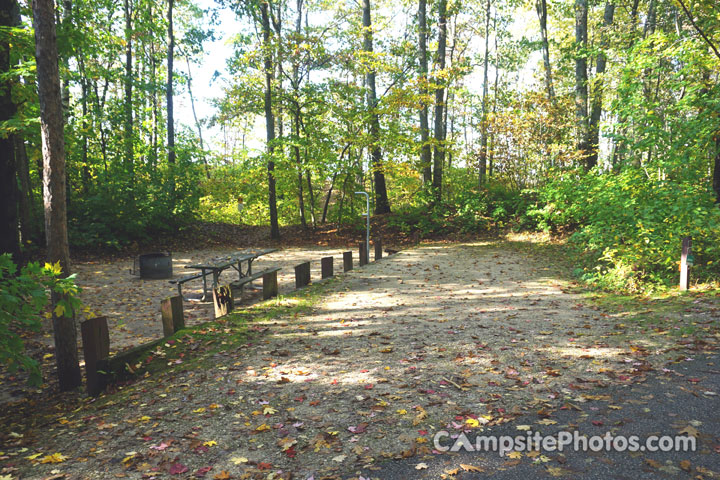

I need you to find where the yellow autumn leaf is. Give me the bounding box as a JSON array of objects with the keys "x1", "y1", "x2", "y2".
[
  {"x1": 25, "y1": 452, "x2": 43, "y2": 460},
  {"x1": 53, "y1": 303, "x2": 65, "y2": 317},
  {"x1": 396, "y1": 409, "x2": 407, "y2": 415},
  {"x1": 263, "y1": 406, "x2": 277, "y2": 415},
  {"x1": 466, "y1": 418, "x2": 480, "y2": 428},
  {"x1": 507, "y1": 451, "x2": 523, "y2": 459},
  {"x1": 255, "y1": 424, "x2": 270, "y2": 432},
  {"x1": 203, "y1": 440, "x2": 217, "y2": 447},
  {"x1": 230, "y1": 456, "x2": 248, "y2": 464},
  {"x1": 537, "y1": 418, "x2": 557, "y2": 425},
  {"x1": 139, "y1": 416, "x2": 151, "y2": 422},
  {"x1": 193, "y1": 407, "x2": 206, "y2": 413},
  {"x1": 40, "y1": 453, "x2": 68, "y2": 464},
  {"x1": 516, "y1": 425, "x2": 531, "y2": 431}
]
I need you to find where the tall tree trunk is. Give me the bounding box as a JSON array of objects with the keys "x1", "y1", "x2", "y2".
[
  {"x1": 361, "y1": 0, "x2": 390, "y2": 214},
  {"x1": 167, "y1": 0, "x2": 176, "y2": 200},
  {"x1": 123, "y1": 0, "x2": 134, "y2": 182},
  {"x1": 15, "y1": 135, "x2": 34, "y2": 244},
  {"x1": 418, "y1": 0, "x2": 431, "y2": 185},
  {"x1": 321, "y1": 172, "x2": 338, "y2": 224},
  {"x1": 478, "y1": 0, "x2": 491, "y2": 186},
  {"x1": 261, "y1": 1, "x2": 280, "y2": 239},
  {"x1": 588, "y1": 2, "x2": 615, "y2": 169},
  {"x1": 184, "y1": 55, "x2": 210, "y2": 179},
  {"x1": 60, "y1": 0, "x2": 71, "y2": 117},
  {"x1": 488, "y1": 11, "x2": 498, "y2": 178},
  {"x1": 536, "y1": 0, "x2": 555, "y2": 102},
  {"x1": 432, "y1": 0, "x2": 447, "y2": 201},
  {"x1": 714, "y1": 136, "x2": 720, "y2": 203},
  {"x1": 0, "y1": 0, "x2": 19, "y2": 262},
  {"x1": 306, "y1": 168, "x2": 316, "y2": 227},
  {"x1": 33, "y1": 0, "x2": 82, "y2": 391},
  {"x1": 293, "y1": 0, "x2": 307, "y2": 229},
  {"x1": 574, "y1": 0, "x2": 591, "y2": 169}
]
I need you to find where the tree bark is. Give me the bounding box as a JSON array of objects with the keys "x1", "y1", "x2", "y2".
[
  {"x1": 0, "y1": 0, "x2": 19, "y2": 262},
  {"x1": 418, "y1": 0, "x2": 431, "y2": 186},
  {"x1": 33, "y1": 0, "x2": 82, "y2": 391},
  {"x1": 714, "y1": 136, "x2": 720, "y2": 203},
  {"x1": 261, "y1": 0, "x2": 280, "y2": 239},
  {"x1": 123, "y1": 0, "x2": 134, "y2": 181},
  {"x1": 184, "y1": 55, "x2": 210, "y2": 179},
  {"x1": 574, "y1": 0, "x2": 591, "y2": 169},
  {"x1": 588, "y1": 2, "x2": 614, "y2": 169},
  {"x1": 432, "y1": 0, "x2": 447, "y2": 201},
  {"x1": 536, "y1": 0, "x2": 555, "y2": 102},
  {"x1": 478, "y1": 0, "x2": 491, "y2": 186},
  {"x1": 361, "y1": 0, "x2": 390, "y2": 214},
  {"x1": 293, "y1": 0, "x2": 307, "y2": 229},
  {"x1": 167, "y1": 0, "x2": 176, "y2": 200}
]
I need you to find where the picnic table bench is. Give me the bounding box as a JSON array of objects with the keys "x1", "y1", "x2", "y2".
[{"x1": 170, "y1": 248, "x2": 278, "y2": 301}]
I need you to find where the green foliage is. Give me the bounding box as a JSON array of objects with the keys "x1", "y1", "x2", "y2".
[
  {"x1": 531, "y1": 168, "x2": 720, "y2": 291},
  {"x1": 0, "y1": 255, "x2": 83, "y2": 386}
]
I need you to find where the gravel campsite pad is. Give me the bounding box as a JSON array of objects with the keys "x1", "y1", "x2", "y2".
[{"x1": 3, "y1": 241, "x2": 719, "y2": 479}]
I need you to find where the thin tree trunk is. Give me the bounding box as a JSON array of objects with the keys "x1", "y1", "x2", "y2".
[
  {"x1": 261, "y1": 1, "x2": 280, "y2": 239},
  {"x1": 123, "y1": 0, "x2": 134, "y2": 182},
  {"x1": 418, "y1": 0, "x2": 431, "y2": 185},
  {"x1": 714, "y1": 136, "x2": 720, "y2": 203},
  {"x1": 432, "y1": 0, "x2": 447, "y2": 201},
  {"x1": 536, "y1": 0, "x2": 555, "y2": 102},
  {"x1": 15, "y1": 135, "x2": 34, "y2": 244},
  {"x1": 33, "y1": 0, "x2": 81, "y2": 391},
  {"x1": 306, "y1": 168, "x2": 316, "y2": 227},
  {"x1": 489, "y1": 11, "x2": 498, "y2": 178},
  {"x1": 574, "y1": 0, "x2": 591, "y2": 169},
  {"x1": 293, "y1": 0, "x2": 307, "y2": 229},
  {"x1": 588, "y1": 2, "x2": 615, "y2": 169},
  {"x1": 478, "y1": 0, "x2": 491, "y2": 186},
  {"x1": 60, "y1": 0, "x2": 71, "y2": 117},
  {"x1": 321, "y1": 172, "x2": 338, "y2": 224},
  {"x1": 167, "y1": 0, "x2": 176, "y2": 200},
  {"x1": 184, "y1": 55, "x2": 210, "y2": 179},
  {"x1": 362, "y1": 0, "x2": 391, "y2": 214},
  {"x1": 0, "y1": 0, "x2": 19, "y2": 262}
]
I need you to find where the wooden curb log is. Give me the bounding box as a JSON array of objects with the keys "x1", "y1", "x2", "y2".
[
  {"x1": 263, "y1": 269, "x2": 279, "y2": 299},
  {"x1": 359, "y1": 242, "x2": 368, "y2": 266},
  {"x1": 213, "y1": 285, "x2": 233, "y2": 318},
  {"x1": 161, "y1": 295, "x2": 185, "y2": 336},
  {"x1": 81, "y1": 316, "x2": 110, "y2": 396},
  {"x1": 343, "y1": 251, "x2": 353, "y2": 272},
  {"x1": 321, "y1": 256, "x2": 334, "y2": 279},
  {"x1": 374, "y1": 237, "x2": 383, "y2": 261},
  {"x1": 295, "y1": 261, "x2": 311, "y2": 288}
]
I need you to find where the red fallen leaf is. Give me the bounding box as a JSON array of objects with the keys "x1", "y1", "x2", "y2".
[
  {"x1": 592, "y1": 420, "x2": 603, "y2": 426},
  {"x1": 331, "y1": 379, "x2": 339, "y2": 385},
  {"x1": 194, "y1": 466, "x2": 212, "y2": 476},
  {"x1": 418, "y1": 430, "x2": 428, "y2": 436},
  {"x1": 168, "y1": 463, "x2": 188, "y2": 475},
  {"x1": 285, "y1": 446, "x2": 297, "y2": 458},
  {"x1": 364, "y1": 384, "x2": 374, "y2": 390},
  {"x1": 309, "y1": 400, "x2": 320, "y2": 406},
  {"x1": 194, "y1": 445, "x2": 209, "y2": 454},
  {"x1": 258, "y1": 462, "x2": 272, "y2": 470},
  {"x1": 360, "y1": 369, "x2": 369, "y2": 373},
  {"x1": 688, "y1": 378, "x2": 701, "y2": 383},
  {"x1": 348, "y1": 422, "x2": 369, "y2": 434},
  {"x1": 294, "y1": 396, "x2": 305, "y2": 402}
]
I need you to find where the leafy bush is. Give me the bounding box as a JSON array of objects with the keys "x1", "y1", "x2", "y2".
[
  {"x1": 531, "y1": 168, "x2": 720, "y2": 291},
  {"x1": 0, "y1": 255, "x2": 83, "y2": 385}
]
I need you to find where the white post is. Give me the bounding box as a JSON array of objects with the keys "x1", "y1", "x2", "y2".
[{"x1": 355, "y1": 191, "x2": 370, "y2": 263}]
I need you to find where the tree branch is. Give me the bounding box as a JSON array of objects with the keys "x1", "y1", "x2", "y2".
[{"x1": 676, "y1": 0, "x2": 720, "y2": 61}]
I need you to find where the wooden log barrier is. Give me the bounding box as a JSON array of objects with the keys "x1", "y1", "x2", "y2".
[
  {"x1": 80, "y1": 316, "x2": 110, "y2": 396},
  {"x1": 359, "y1": 242, "x2": 368, "y2": 266},
  {"x1": 343, "y1": 251, "x2": 353, "y2": 272},
  {"x1": 295, "y1": 261, "x2": 311, "y2": 288},
  {"x1": 263, "y1": 269, "x2": 279, "y2": 299},
  {"x1": 161, "y1": 295, "x2": 185, "y2": 337},
  {"x1": 212, "y1": 285, "x2": 234, "y2": 318},
  {"x1": 321, "y1": 256, "x2": 334, "y2": 279},
  {"x1": 680, "y1": 236, "x2": 692, "y2": 291},
  {"x1": 374, "y1": 237, "x2": 383, "y2": 261}
]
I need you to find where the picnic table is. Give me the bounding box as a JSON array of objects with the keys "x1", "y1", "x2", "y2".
[{"x1": 173, "y1": 248, "x2": 278, "y2": 301}]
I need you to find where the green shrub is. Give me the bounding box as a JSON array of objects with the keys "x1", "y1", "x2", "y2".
[{"x1": 0, "y1": 254, "x2": 83, "y2": 385}]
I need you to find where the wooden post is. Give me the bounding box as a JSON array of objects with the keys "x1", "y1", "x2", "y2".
[
  {"x1": 680, "y1": 236, "x2": 692, "y2": 291},
  {"x1": 359, "y1": 242, "x2": 368, "y2": 266},
  {"x1": 343, "y1": 251, "x2": 353, "y2": 272},
  {"x1": 161, "y1": 295, "x2": 185, "y2": 337},
  {"x1": 212, "y1": 285, "x2": 234, "y2": 318},
  {"x1": 263, "y1": 270, "x2": 278, "y2": 299},
  {"x1": 80, "y1": 317, "x2": 110, "y2": 396},
  {"x1": 321, "y1": 256, "x2": 334, "y2": 279},
  {"x1": 374, "y1": 237, "x2": 383, "y2": 261},
  {"x1": 295, "y1": 261, "x2": 311, "y2": 288}
]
